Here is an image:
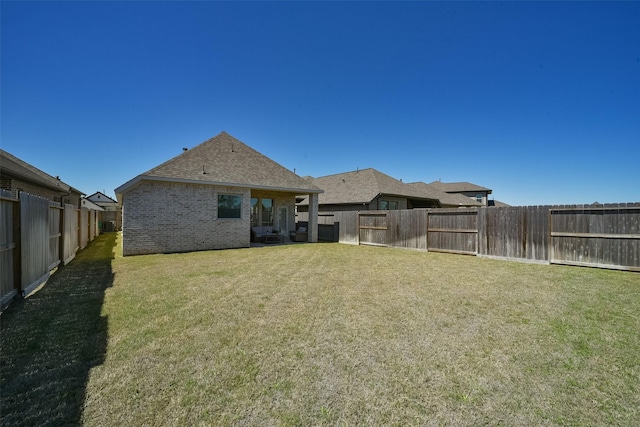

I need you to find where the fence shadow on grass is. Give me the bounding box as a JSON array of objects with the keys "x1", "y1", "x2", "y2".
[{"x1": 0, "y1": 232, "x2": 117, "y2": 426}]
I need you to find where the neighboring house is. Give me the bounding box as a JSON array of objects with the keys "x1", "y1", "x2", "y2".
[
  {"x1": 115, "y1": 131, "x2": 323, "y2": 256},
  {"x1": 0, "y1": 149, "x2": 83, "y2": 206},
  {"x1": 297, "y1": 168, "x2": 441, "y2": 213},
  {"x1": 488, "y1": 199, "x2": 511, "y2": 207},
  {"x1": 86, "y1": 191, "x2": 121, "y2": 231},
  {"x1": 81, "y1": 198, "x2": 104, "y2": 211},
  {"x1": 406, "y1": 182, "x2": 482, "y2": 208},
  {"x1": 427, "y1": 180, "x2": 493, "y2": 206}
]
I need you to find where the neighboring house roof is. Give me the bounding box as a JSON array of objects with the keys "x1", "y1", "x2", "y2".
[
  {"x1": 299, "y1": 168, "x2": 441, "y2": 206},
  {"x1": 407, "y1": 182, "x2": 482, "y2": 207},
  {"x1": 115, "y1": 132, "x2": 322, "y2": 197},
  {"x1": 0, "y1": 149, "x2": 83, "y2": 195},
  {"x1": 87, "y1": 191, "x2": 119, "y2": 205},
  {"x1": 428, "y1": 180, "x2": 492, "y2": 194},
  {"x1": 81, "y1": 198, "x2": 105, "y2": 211},
  {"x1": 488, "y1": 199, "x2": 511, "y2": 207}
]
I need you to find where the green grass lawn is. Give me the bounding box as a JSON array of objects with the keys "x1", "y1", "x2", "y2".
[{"x1": 2, "y1": 233, "x2": 640, "y2": 426}]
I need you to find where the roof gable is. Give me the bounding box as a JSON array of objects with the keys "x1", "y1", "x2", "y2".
[
  {"x1": 87, "y1": 191, "x2": 118, "y2": 204},
  {"x1": 116, "y1": 132, "x2": 321, "y2": 195}
]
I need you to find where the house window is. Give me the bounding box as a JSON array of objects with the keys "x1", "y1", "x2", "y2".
[
  {"x1": 261, "y1": 198, "x2": 273, "y2": 226},
  {"x1": 379, "y1": 200, "x2": 398, "y2": 210},
  {"x1": 218, "y1": 194, "x2": 242, "y2": 219},
  {"x1": 476, "y1": 193, "x2": 483, "y2": 203}
]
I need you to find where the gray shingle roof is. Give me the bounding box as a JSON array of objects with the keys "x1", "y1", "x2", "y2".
[
  {"x1": 428, "y1": 180, "x2": 492, "y2": 194},
  {"x1": 0, "y1": 148, "x2": 77, "y2": 193},
  {"x1": 407, "y1": 182, "x2": 482, "y2": 207},
  {"x1": 301, "y1": 168, "x2": 440, "y2": 206},
  {"x1": 116, "y1": 132, "x2": 322, "y2": 195}
]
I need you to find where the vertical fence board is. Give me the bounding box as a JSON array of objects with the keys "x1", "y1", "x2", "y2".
[
  {"x1": 63, "y1": 204, "x2": 79, "y2": 265},
  {"x1": 0, "y1": 191, "x2": 18, "y2": 306},
  {"x1": 80, "y1": 207, "x2": 89, "y2": 249},
  {"x1": 48, "y1": 204, "x2": 61, "y2": 270}
]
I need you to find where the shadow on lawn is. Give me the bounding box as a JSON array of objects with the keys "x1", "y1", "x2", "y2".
[{"x1": 0, "y1": 233, "x2": 116, "y2": 426}]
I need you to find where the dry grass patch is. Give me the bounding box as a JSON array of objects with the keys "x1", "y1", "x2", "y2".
[
  {"x1": 3, "y1": 233, "x2": 639, "y2": 425},
  {"x1": 83, "y1": 237, "x2": 640, "y2": 426}
]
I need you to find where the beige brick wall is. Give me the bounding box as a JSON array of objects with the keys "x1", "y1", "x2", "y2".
[{"x1": 122, "y1": 181, "x2": 251, "y2": 256}]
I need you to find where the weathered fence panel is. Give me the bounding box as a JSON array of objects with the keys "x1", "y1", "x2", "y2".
[
  {"x1": 298, "y1": 204, "x2": 639, "y2": 271},
  {"x1": 20, "y1": 193, "x2": 59, "y2": 296},
  {"x1": 550, "y1": 203, "x2": 640, "y2": 271},
  {"x1": 63, "y1": 204, "x2": 79, "y2": 265},
  {"x1": 427, "y1": 208, "x2": 478, "y2": 255},
  {"x1": 359, "y1": 211, "x2": 387, "y2": 247},
  {"x1": 334, "y1": 211, "x2": 359, "y2": 245},
  {"x1": 1, "y1": 190, "x2": 18, "y2": 307},
  {"x1": 89, "y1": 209, "x2": 96, "y2": 242},
  {"x1": 49, "y1": 204, "x2": 61, "y2": 269},
  {"x1": 478, "y1": 206, "x2": 549, "y2": 262},
  {"x1": 387, "y1": 209, "x2": 428, "y2": 250},
  {"x1": 80, "y1": 207, "x2": 89, "y2": 249}
]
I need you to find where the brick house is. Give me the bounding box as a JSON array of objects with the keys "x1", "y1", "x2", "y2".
[
  {"x1": 115, "y1": 132, "x2": 322, "y2": 256},
  {"x1": 0, "y1": 149, "x2": 83, "y2": 206}
]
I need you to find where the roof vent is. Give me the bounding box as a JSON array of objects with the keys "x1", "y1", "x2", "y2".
[{"x1": 183, "y1": 148, "x2": 188, "y2": 152}]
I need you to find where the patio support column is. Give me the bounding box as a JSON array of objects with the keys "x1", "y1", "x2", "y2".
[{"x1": 308, "y1": 193, "x2": 319, "y2": 243}]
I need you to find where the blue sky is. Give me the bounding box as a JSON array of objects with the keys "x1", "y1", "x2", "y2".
[{"x1": 2, "y1": 1, "x2": 639, "y2": 206}]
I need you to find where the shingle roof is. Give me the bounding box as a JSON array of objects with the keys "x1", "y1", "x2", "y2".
[
  {"x1": 488, "y1": 199, "x2": 511, "y2": 207},
  {"x1": 428, "y1": 180, "x2": 492, "y2": 194},
  {"x1": 300, "y1": 168, "x2": 440, "y2": 206},
  {"x1": 87, "y1": 191, "x2": 119, "y2": 205},
  {"x1": 116, "y1": 132, "x2": 322, "y2": 195},
  {"x1": 407, "y1": 182, "x2": 482, "y2": 207},
  {"x1": 0, "y1": 148, "x2": 77, "y2": 193}
]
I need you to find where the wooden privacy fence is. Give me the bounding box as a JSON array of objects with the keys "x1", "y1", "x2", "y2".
[
  {"x1": 427, "y1": 208, "x2": 477, "y2": 255},
  {"x1": 324, "y1": 203, "x2": 640, "y2": 272},
  {"x1": 550, "y1": 205, "x2": 640, "y2": 270},
  {"x1": 0, "y1": 192, "x2": 100, "y2": 309}
]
